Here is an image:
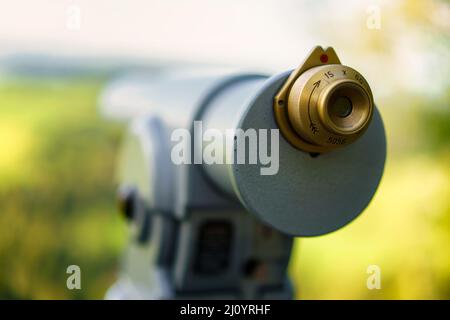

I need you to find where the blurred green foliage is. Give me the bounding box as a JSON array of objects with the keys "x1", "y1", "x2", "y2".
[
  {"x1": 0, "y1": 73, "x2": 448, "y2": 299},
  {"x1": 0, "y1": 78, "x2": 125, "y2": 299}
]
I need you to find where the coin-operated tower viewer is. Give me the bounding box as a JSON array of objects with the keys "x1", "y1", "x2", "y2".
[{"x1": 100, "y1": 47, "x2": 386, "y2": 299}]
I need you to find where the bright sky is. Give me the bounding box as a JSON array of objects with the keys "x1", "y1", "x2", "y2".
[
  {"x1": 0, "y1": 0, "x2": 368, "y2": 69},
  {"x1": 0, "y1": 0, "x2": 447, "y2": 96}
]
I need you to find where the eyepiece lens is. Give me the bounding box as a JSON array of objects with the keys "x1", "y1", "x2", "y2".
[{"x1": 331, "y1": 96, "x2": 353, "y2": 118}]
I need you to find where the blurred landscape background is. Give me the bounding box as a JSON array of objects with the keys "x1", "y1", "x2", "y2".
[{"x1": 0, "y1": 0, "x2": 448, "y2": 299}]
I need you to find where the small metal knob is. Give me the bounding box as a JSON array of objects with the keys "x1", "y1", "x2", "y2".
[{"x1": 117, "y1": 185, "x2": 136, "y2": 221}]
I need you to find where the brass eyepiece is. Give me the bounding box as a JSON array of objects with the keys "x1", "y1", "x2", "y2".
[
  {"x1": 317, "y1": 79, "x2": 372, "y2": 136},
  {"x1": 274, "y1": 47, "x2": 374, "y2": 153}
]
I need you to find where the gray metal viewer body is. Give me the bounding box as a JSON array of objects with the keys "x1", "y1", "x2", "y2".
[{"x1": 100, "y1": 53, "x2": 386, "y2": 299}]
